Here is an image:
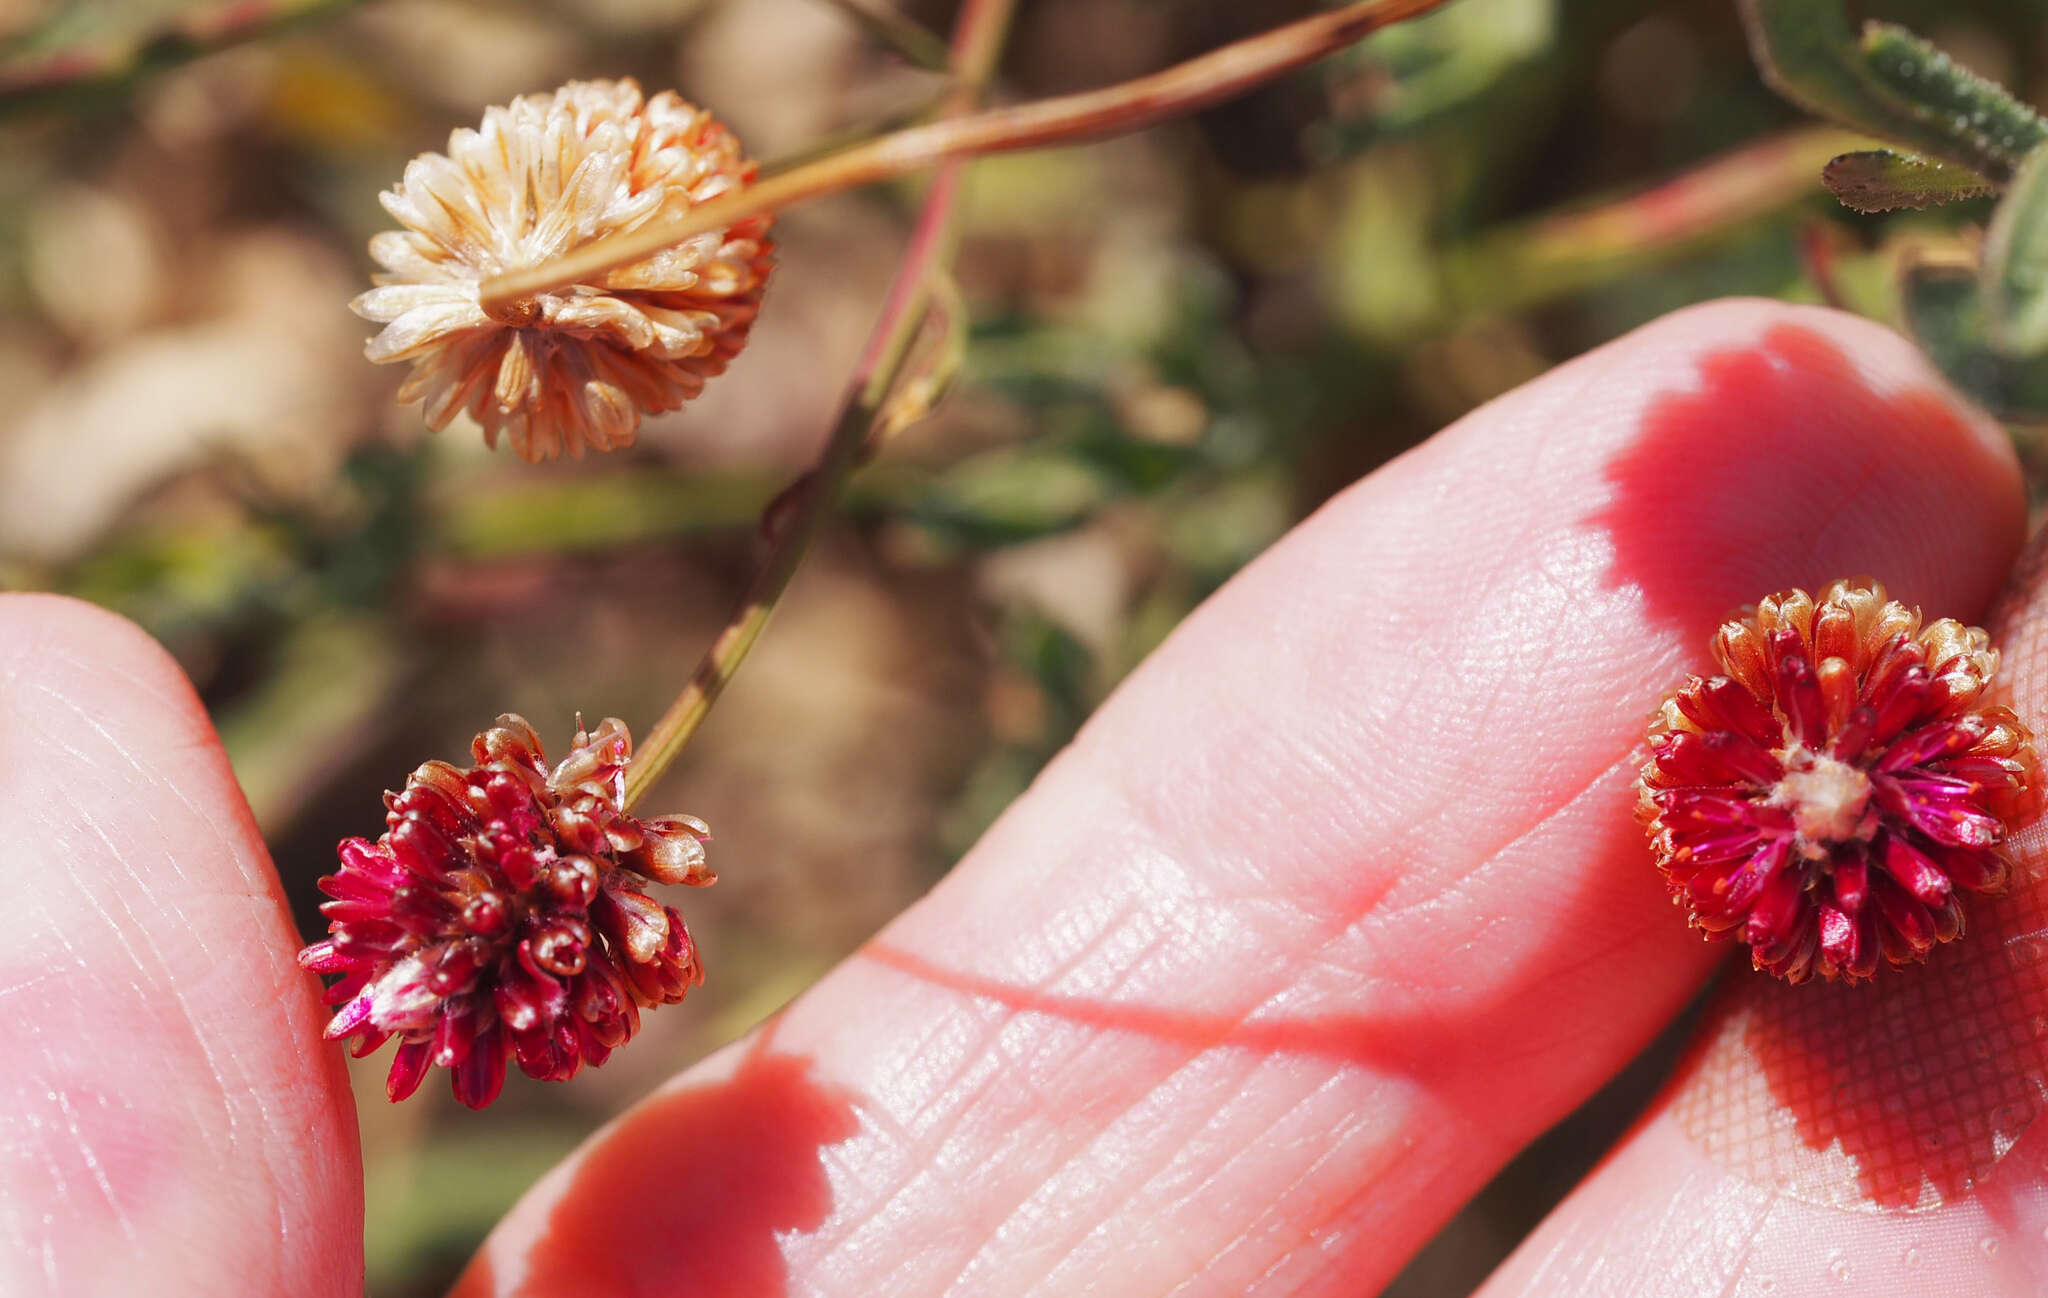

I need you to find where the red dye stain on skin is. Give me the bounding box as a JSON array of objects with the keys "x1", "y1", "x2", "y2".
[
  {"x1": 1664, "y1": 535, "x2": 2048, "y2": 1212},
  {"x1": 463, "y1": 1049, "x2": 858, "y2": 1298},
  {"x1": 1669, "y1": 905, "x2": 2048, "y2": 1211},
  {"x1": 1598, "y1": 323, "x2": 2010, "y2": 639}
]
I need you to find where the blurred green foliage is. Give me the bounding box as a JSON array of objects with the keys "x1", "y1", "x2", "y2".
[{"x1": 0, "y1": 0, "x2": 358, "y2": 109}]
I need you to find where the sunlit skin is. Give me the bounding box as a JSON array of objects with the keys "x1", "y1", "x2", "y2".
[{"x1": 7, "y1": 300, "x2": 2048, "y2": 1297}]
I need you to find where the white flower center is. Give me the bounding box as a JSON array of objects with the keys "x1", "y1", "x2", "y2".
[{"x1": 1773, "y1": 749, "x2": 1874, "y2": 858}]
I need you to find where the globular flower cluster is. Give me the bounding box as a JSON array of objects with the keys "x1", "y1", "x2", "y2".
[
  {"x1": 1639, "y1": 579, "x2": 2041, "y2": 984},
  {"x1": 298, "y1": 715, "x2": 713, "y2": 1107},
  {"x1": 353, "y1": 78, "x2": 775, "y2": 462}
]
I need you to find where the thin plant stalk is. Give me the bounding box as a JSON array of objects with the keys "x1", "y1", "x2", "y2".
[
  {"x1": 481, "y1": 0, "x2": 1450, "y2": 316},
  {"x1": 622, "y1": 0, "x2": 1013, "y2": 810}
]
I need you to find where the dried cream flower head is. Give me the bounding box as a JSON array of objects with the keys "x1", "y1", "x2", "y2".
[{"x1": 352, "y1": 79, "x2": 775, "y2": 462}]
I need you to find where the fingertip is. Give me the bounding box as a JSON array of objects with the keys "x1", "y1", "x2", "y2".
[
  {"x1": 0, "y1": 591, "x2": 216, "y2": 759},
  {"x1": 0, "y1": 592, "x2": 362, "y2": 1293},
  {"x1": 2, "y1": 589, "x2": 181, "y2": 675},
  {"x1": 1585, "y1": 299, "x2": 2023, "y2": 636}
]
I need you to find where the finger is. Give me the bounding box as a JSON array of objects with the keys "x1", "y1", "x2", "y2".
[
  {"x1": 1480, "y1": 523, "x2": 2048, "y2": 1298},
  {"x1": 0, "y1": 595, "x2": 360, "y2": 1296},
  {"x1": 460, "y1": 300, "x2": 2023, "y2": 1298}
]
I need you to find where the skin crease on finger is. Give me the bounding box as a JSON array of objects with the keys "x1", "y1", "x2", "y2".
[
  {"x1": 0, "y1": 595, "x2": 362, "y2": 1298},
  {"x1": 452, "y1": 299, "x2": 2023, "y2": 1298},
  {"x1": 1479, "y1": 528, "x2": 2048, "y2": 1298}
]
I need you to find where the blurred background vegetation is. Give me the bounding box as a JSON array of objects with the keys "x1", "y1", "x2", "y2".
[{"x1": 0, "y1": 0, "x2": 2039, "y2": 1292}]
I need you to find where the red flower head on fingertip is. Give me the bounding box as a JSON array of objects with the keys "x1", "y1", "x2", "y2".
[
  {"x1": 1639, "y1": 579, "x2": 2041, "y2": 984},
  {"x1": 298, "y1": 715, "x2": 713, "y2": 1107}
]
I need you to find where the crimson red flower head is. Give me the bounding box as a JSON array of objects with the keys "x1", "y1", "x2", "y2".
[
  {"x1": 1639, "y1": 579, "x2": 2041, "y2": 984},
  {"x1": 298, "y1": 715, "x2": 713, "y2": 1107}
]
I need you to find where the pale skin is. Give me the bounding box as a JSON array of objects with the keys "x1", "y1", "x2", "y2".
[{"x1": 6, "y1": 298, "x2": 2048, "y2": 1297}]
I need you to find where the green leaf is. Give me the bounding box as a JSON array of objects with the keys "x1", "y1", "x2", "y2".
[
  {"x1": 1326, "y1": 0, "x2": 1556, "y2": 141},
  {"x1": 1857, "y1": 24, "x2": 2047, "y2": 185},
  {"x1": 1900, "y1": 259, "x2": 2048, "y2": 420},
  {"x1": 1982, "y1": 144, "x2": 2048, "y2": 357},
  {"x1": 434, "y1": 471, "x2": 778, "y2": 560},
  {"x1": 909, "y1": 448, "x2": 1108, "y2": 547},
  {"x1": 1820, "y1": 150, "x2": 1994, "y2": 212},
  {"x1": 1737, "y1": 0, "x2": 2042, "y2": 184}
]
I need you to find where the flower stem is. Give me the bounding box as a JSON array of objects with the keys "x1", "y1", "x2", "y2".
[
  {"x1": 480, "y1": 0, "x2": 1451, "y2": 315},
  {"x1": 621, "y1": 0, "x2": 1014, "y2": 810}
]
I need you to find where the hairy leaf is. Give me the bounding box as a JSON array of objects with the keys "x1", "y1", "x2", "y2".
[
  {"x1": 1858, "y1": 24, "x2": 2047, "y2": 185},
  {"x1": 1738, "y1": 0, "x2": 2044, "y2": 184},
  {"x1": 1821, "y1": 150, "x2": 1994, "y2": 212}
]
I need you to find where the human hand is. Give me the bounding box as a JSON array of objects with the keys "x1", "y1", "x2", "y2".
[{"x1": 5, "y1": 298, "x2": 2040, "y2": 1297}]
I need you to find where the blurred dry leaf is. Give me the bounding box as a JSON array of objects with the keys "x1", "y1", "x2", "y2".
[
  {"x1": 977, "y1": 519, "x2": 1141, "y2": 656},
  {"x1": 22, "y1": 183, "x2": 166, "y2": 343},
  {"x1": 0, "y1": 0, "x2": 51, "y2": 44},
  {"x1": 677, "y1": 553, "x2": 981, "y2": 950},
  {"x1": 262, "y1": 43, "x2": 410, "y2": 151},
  {"x1": 136, "y1": 41, "x2": 274, "y2": 144},
  {"x1": 350, "y1": 0, "x2": 572, "y2": 115},
  {"x1": 677, "y1": 0, "x2": 858, "y2": 157},
  {"x1": 0, "y1": 230, "x2": 368, "y2": 559},
  {"x1": 1598, "y1": 16, "x2": 1701, "y2": 127}
]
